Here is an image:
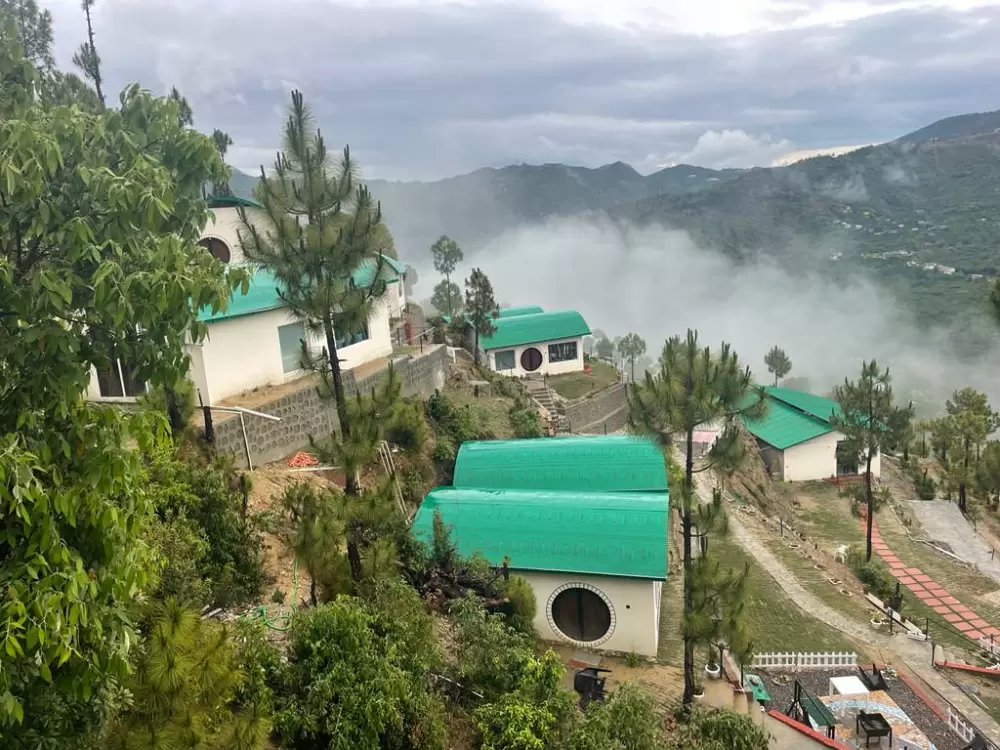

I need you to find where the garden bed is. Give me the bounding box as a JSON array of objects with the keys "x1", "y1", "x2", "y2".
[{"x1": 756, "y1": 667, "x2": 962, "y2": 750}]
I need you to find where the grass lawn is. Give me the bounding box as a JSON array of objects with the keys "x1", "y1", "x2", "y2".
[
  {"x1": 546, "y1": 359, "x2": 620, "y2": 401},
  {"x1": 789, "y1": 481, "x2": 867, "y2": 548},
  {"x1": 763, "y1": 539, "x2": 874, "y2": 623},
  {"x1": 713, "y1": 540, "x2": 857, "y2": 654},
  {"x1": 445, "y1": 389, "x2": 515, "y2": 439}
]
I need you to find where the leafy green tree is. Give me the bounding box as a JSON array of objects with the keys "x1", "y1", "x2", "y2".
[
  {"x1": 977, "y1": 441, "x2": 1000, "y2": 510},
  {"x1": 664, "y1": 707, "x2": 772, "y2": 750},
  {"x1": 465, "y1": 268, "x2": 499, "y2": 366},
  {"x1": 628, "y1": 330, "x2": 766, "y2": 709},
  {"x1": 108, "y1": 600, "x2": 268, "y2": 750},
  {"x1": 430, "y1": 235, "x2": 463, "y2": 314},
  {"x1": 431, "y1": 279, "x2": 463, "y2": 316},
  {"x1": 0, "y1": 35, "x2": 235, "y2": 736},
  {"x1": 595, "y1": 335, "x2": 614, "y2": 360},
  {"x1": 71, "y1": 0, "x2": 104, "y2": 107},
  {"x1": 169, "y1": 86, "x2": 193, "y2": 126},
  {"x1": 275, "y1": 598, "x2": 447, "y2": 750},
  {"x1": 566, "y1": 682, "x2": 661, "y2": 750},
  {"x1": 763, "y1": 345, "x2": 792, "y2": 386},
  {"x1": 239, "y1": 89, "x2": 389, "y2": 494},
  {"x1": 832, "y1": 361, "x2": 913, "y2": 560},
  {"x1": 617, "y1": 333, "x2": 647, "y2": 382},
  {"x1": 931, "y1": 388, "x2": 997, "y2": 514}
]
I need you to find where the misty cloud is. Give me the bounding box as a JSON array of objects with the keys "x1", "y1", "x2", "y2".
[
  {"x1": 674, "y1": 129, "x2": 793, "y2": 169},
  {"x1": 44, "y1": 0, "x2": 1000, "y2": 179},
  {"x1": 414, "y1": 216, "x2": 1000, "y2": 414}
]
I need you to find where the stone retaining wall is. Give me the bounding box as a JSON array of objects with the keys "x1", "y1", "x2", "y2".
[
  {"x1": 564, "y1": 383, "x2": 627, "y2": 434},
  {"x1": 205, "y1": 345, "x2": 447, "y2": 468}
]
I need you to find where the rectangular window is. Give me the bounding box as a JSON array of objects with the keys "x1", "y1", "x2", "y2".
[
  {"x1": 548, "y1": 341, "x2": 578, "y2": 363},
  {"x1": 335, "y1": 321, "x2": 369, "y2": 350},
  {"x1": 278, "y1": 321, "x2": 307, "y2": 373},
  {"x1": 494, "y1": 350, "x2": 516, "y2": 371},
  {"x1": 96, "y1": 352, "x2": 146, "y2": 398}
]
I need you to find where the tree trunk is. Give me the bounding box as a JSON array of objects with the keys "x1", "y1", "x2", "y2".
[
  {"x1": 445, "y1": 272, "x2": 453, "y2": 317},
  {"x1": 774, "y1": 373, "x2": 778, "y2": 387},
  {"x1": 865, "y1": 449, "x2": 875, "y2": 561},
  {"x1": 324, "y1": 319, "x2": 357, "y2": 495},
  {"x1": 682, "y1": 427, "x2": 696, "y2": 710},
  {"x1": 309, "y1": 573, "x2": 317, "y2": 606},
  {"x1": 347, "y1": 533, "x2": 363, "y2": 582},
  {"x1": 630, "y1": 357, "x2": 635, "y2": 383},
  {"x1": 473, "y1": 328, "x2": 480, "y2": 366},
  {"x1": 960, "y1": 438, "x2": 970, "y2": 514}
]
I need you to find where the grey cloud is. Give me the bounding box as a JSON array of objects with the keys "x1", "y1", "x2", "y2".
[{"x1": 45, "y1": 0, "x2": 1000, "y2": 179}]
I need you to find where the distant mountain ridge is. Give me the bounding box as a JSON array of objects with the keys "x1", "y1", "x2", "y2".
[{"x1": 896, "y1": 109, "x2": 1000, "y2": 144}]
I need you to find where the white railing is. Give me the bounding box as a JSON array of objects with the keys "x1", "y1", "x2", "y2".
[
  {"x1": 980, "y1": 635, "x2": 1000, "y2": 657},
  {"x1": 948, "y1": 707, "x2": 976, "y2": 742},
  {"x1": 750, "y1": 651, "x2": 858, "y2": 670}
]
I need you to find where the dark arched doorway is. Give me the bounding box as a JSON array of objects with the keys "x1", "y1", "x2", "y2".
[
  {"x1": 551, "y1": 587, "x2": 612, "y2": 642},
  {"x1": 520, "y1": 347, "x2": 543, "y2": 372}
]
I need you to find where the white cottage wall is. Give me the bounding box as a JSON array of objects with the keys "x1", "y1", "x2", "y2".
[
  {"x1": 519, "y1": 571, "x2": 660, "y2": 658},
  {"x1": 487, "y1": 336, "x2": 585, "y2": 378},
  {"x1": 781, "y1": 431, "x2": 882, "y2": 482}
]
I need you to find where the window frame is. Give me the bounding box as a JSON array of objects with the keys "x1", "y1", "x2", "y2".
[
  {"x1": 278, "y1": 321, "x2": 308, "y2": 374},
  {"x1": 493, "y1": 349, "x2": 516, "y2": 371},
  {"x1": 548, "y1": 341, "x2": 578, "y2": 363}
]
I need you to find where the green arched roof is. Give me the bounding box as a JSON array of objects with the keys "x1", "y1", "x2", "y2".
[
  {"x1": 412, "y1": 486, "x2": 668, "y2": 579},
  {"x1": 452, "y1": 435, "x2": 668, "y2": 493}
]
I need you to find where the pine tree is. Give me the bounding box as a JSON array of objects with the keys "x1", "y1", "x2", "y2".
[
  {"x1": 210, "y1": 128, "x2": 234, "y2": 196},
  {"x1": 71, "y1": 0, "x2": 103, "y2": 107},
  {"x1": 431, "y1": 235, "x2": 463, "y2": 316},
  {"x1": 763, "y1": 345, "x2": 792, "y2": 387},
  {"x1": 832, "y1": 361, "x2": 913, "y2": 560},
  {"x1": 239, "y1": 89, "x2": 389, "y2": 495},
  {"x1": 628, "y1": 329, "x2": 767, "y2": 710},
  {"x1": 617, "y1": 332, "x2": 647, "y2": 382},
  {"x1": 431, "y1": 279, "x2": 463, "y2": 317},
  {"x1": 464, "y1": 268, "x2": 499, "y2": 366}
]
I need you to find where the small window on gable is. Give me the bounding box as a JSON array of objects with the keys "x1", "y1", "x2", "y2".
[
  {"x1": 198, "y1": 237, "x2": 231, "y2": 263},
  {"x1": 494, "y1": 350, "x2": 515, "y2": 371}
]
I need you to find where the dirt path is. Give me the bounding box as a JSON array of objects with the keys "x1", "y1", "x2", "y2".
[{"x1": 684, "y1": 452, "x2": 1000, "y2": 744}]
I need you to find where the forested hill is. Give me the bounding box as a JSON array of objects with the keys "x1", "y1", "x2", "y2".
[{"x1": 896, "y1": 109, "x2": 1000, "y2": 143}]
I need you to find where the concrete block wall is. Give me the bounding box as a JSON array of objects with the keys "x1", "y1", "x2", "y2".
[
  {"x1": 205, "y1": 345, "x2": 447, "y2": 468},
  {"x1": 564, "y1": 383, "x2": 628, "y2": 434}
]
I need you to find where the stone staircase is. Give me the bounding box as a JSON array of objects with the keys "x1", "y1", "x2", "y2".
[{"x1": 522, "y1": 375, "x2": 570, "y2": 433}]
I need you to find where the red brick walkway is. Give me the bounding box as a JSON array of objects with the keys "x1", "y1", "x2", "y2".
[{"x1": 870, "y1": 521, "x2": 1000, "y2": 643}]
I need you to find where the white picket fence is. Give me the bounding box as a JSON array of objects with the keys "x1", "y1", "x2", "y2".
[
  {"x1": 948, "y1": 707, "x2": 976, "y2": 743},
  {"x1": 750, "y1": 651, "x2": 858, "y2": 670}
]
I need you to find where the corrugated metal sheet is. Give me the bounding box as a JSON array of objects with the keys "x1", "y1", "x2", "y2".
[
  {"x1": 498, "y1": 305, "x2": 544, "y2": 318},
  {"x1": 452, "y1": 435, "x2": 669, "y2": 492},
  {"x1": 480, "y1": 310, "x2": 591, "y2": 351},
  {"x1": 765, "y1": 387, "x2": 841, "y2": 422},
  {"x1": 197, "y1": 258, "x2": 398, "y2": 323},
  {"x1": 412, "y1": 486, "x2": 668, "y2": 579},
  {"x1": 741, "y1": 398, "x2": 833, "y2": 450}
]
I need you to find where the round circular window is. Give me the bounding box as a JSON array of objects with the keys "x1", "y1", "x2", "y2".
[
  {"x1": 520, "y1": 347, "x2": 543, "y2": 372},
  {"x1": 198, "y1": 237, "x2": 231, "y2": 263},
  {"x1": 548, "y1": 583, "x2": 615, "y2": 645}
]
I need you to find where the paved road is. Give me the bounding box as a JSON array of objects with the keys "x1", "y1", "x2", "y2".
[
  {"x1": 905, "y1": 496, "x2": 1000, "y2": 583},
  {"x1": 682, "y1": 452, "x2": 1000, "y2": 744}
]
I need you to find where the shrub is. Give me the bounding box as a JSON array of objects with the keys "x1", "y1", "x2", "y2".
[
  {"x1": 275, "y1": 599, "x2": 447, "y2": 750},
  {"x1": 664, "y1": 707, "x2": 771, "y2": 750},
  {"x1": 388, "y1": 397, "x2": 431, "y2": 454},
  {"x1": 912, "y1": 468, "x2": 936, "y2": 501},
  {"x1": 846, "y1": 546, "x2": 896, "y2": 602},
  {"x1": 567, "y1": 682, "x2": 661, "y2": 750},
  {"x1": 502, "y1": 574, "x2": 537, "y2": 625},
  {"x1": 509, "y1": 398, "x2": 544, "y2": 438}
]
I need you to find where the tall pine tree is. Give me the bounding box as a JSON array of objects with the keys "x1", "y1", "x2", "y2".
[
  {"x1": 464, "y1": 268, "x2": 498, "y2": 366},
  {"x1": 239, "y1": 89, "x2": 389, "y2": 494},
  {"x1": 628, "y1": 330, "x2": 766, "y2": 709}
]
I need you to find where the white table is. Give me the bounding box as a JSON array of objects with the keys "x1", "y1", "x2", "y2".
[{"x1": 827, "y1": 676, "x2": 871, "y2": 719}]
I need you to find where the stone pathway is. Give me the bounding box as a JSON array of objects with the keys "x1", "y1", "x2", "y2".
[
  {"x1": 683, "y1": 455, "x2": 1000, "y2": 744},
  {"x1": 870, "y1": 520, "x2": 1000, "y2": 644}
]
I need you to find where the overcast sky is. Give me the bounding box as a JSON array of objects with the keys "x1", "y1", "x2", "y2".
[{"x1": 44, "y1": 0, "x2": 1000, "y2": 181}]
